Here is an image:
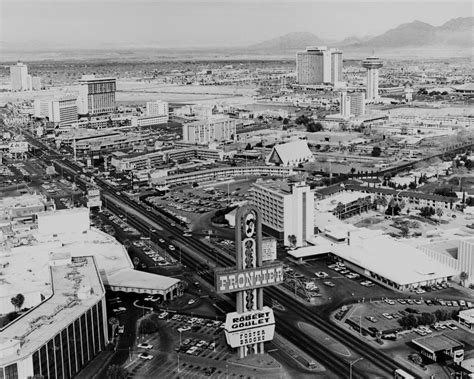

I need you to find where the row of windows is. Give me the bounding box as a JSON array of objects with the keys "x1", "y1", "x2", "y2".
[{"x1": 29, "y1": 300, "x2": 106, "y2": 379}]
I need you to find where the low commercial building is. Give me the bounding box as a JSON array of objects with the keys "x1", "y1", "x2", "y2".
[
  {"x1": 412, "y1": 334, "x2": 464, "y2": 363},
  {"x1": 152, "y1": 165, "x2": 294, "y2": 186},
  {"x1": 0, "y1": 193, "x2": 55, "y2": 224},
  {"x1": 266, "y1": 140, "x2": 314, "y2": 166},
  {"x1": 458, "y1": 308, "x2": 474, "y2": 330},
  {"x1": 250, "y1": 180, "x2": 314, "y2": 247},
  {"x1": 332, "y1": 230, "x2": 457, "y2": 291}
]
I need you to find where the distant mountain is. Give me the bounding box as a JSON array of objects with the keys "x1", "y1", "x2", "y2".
[
  {"x1": 354, "y1": 17, "x2": 473, "y2": 48},
  {"x1": 247, "y1": 17, "x2": 473, "y2": 53},
  {"x1": 246, "y1": 32, "x2": 325, "y2": 52}
]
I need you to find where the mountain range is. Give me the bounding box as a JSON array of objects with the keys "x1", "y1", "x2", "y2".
[{"x1": 246, "y1": 17, "x2": 473, "y2": 52}]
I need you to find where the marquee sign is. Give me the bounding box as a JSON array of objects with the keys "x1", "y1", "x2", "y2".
[
  {"x1": 215, "y1": 264, "x2": 284, "y2": 293},
  {"x1": 224, "y1": 307, "x2": 275, "y2": 348},
  {"x1": 214, "y1": 205, "x2": 281, "y2": 358}
]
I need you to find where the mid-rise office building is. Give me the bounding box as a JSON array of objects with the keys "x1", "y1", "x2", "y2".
[
  {"x1": 339, "y1": 91, "x2": 365, "y2": 118},
  {"x1": 34, "y1": 97, "x2": 78, "y2": 127},
  {"x1": 77, "y1": 75, "x2": 116, "y2": 115},
  {"x1": 250, "y1": 180, "x2": 314, "y2": 247},
  {"x1": 146, "y1": 100, "x2": 169, "y2": 119},
  {"x1": 296, "y1": 47, "x2": 342, "y2": 85},
  {"x1": 10, "y1": 61, "x2": 29, "y2": 91},
  {"x1": 182, "y1": 117, "x2": 236, "y2": 144}
]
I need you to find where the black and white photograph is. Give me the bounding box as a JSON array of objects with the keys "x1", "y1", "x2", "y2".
[{"x1": 0, "y1": 0, "x2": 473, "y2": 378}]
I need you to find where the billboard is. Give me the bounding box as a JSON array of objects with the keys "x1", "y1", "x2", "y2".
[
  {"x1": 224, "y1": 307, "x2": 275, "y2": 348},
  {"x1": 215, "y1": 262, "x2": 284, "y2": 293},
  {"x1": 262, "y1": 237, "x2": 277, "y2": 261},
  {"x1": 8, "y1": 141, "x2": 29, "y2": 154}
]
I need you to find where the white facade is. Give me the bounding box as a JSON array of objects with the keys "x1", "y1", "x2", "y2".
[
  {"x1": 418, "y1": 238, "x2": 474, "y2": 287},
  {"x1": 340, "y1": 92, "x2": 351, "y2": 118},
  {"x1": 296, "y1": 47, "x2": 342, "y2": 85},
  {"x1": 77, "y1": 75, "x2": 116, "y2": 115},
  {"x1": 10, "y1": 61, "x2": 29, "y2": 91},
  {"x1": 34, "y1": 97, "x2": 78, "y2": 126},
  {"x1": 146, "y1": 100, "x2": 169, "y2": 118},
  {"x1": 251, "y1": 180, "x2": 314, "y2": 248},
  {"x1": 362, "y1": 56, "x2": 383, "y2": 102},
  {"x1": 349, "y1": 92, "x2": 365, "y2": 116},
  {"x1": 182, "y1": 117, "x2": 236, "y2": 144}
]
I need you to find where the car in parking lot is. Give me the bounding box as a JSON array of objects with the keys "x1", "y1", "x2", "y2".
[
  {"x1": 178, "y1": 326, "x2": 191, "y2": 332},
  {"x1": 196, "y1": 340, "x2": 208, "y2": 348},
  {"x1": 323, "y1": 281, "x2": 335, "y2": 287},
  {"x1": 112, "y1": 307, "x2": 126, "y2": 314},
  {"x1": 158, "y1": 312, "x2": 168, "y2": 319},
  {"x1": 366, "y1": 316, "x2": 378, "y2": 323},
  {"x1": 188, "y1": 298, "x2": 196, "y2": 305},
  {"x1": 137, "y1": 343, "x2": 153, "y2": 350},
  {"x1": 382, "y1": 313, "x2": 393, "y2": 320},
  {"x1": 168, "y1": 245, "x2": 176, "y2": 251},
  {"x1": 186, "y1": 346, "x2": 198, "y2": 355},
  {"x1": 138, "y1": 352, "x2": 153, "y2": 360},
  {"x1": 117, "y1": 325, "x2": 124, "y2": 334},
  {"x1": 447, "y1": 323, "x2": 458, "y2": 330},
  {"x1": 314, "y1": 271, "x2": 328, "y2": 279},
  {"x1": 158, "y1": 238, "x2": 165, "y2": 243},
  {"x1": 144, "y1": 295, "x2": 161, "y2": 302},
  {"x1": 385, "y1": 299, "x2": 395, "y2": 305}
]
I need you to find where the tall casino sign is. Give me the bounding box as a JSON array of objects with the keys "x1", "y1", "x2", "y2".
[{"x1": 215, "y1": 205, "x2": 284, "y2": 358}]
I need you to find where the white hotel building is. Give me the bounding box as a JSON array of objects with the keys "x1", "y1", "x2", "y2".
[
  {"x1": 250, "y1": 180, "x2": 314, "y2": 248},
  {"x1": 34, "y1": 97, "x2": 78, "y2": 127},
  {"x1": 182, "y1": 117, "x2": 236, "y2": 144},
  {"x1": 77, "y1": 75, "x2": 116, "y2": 116}
]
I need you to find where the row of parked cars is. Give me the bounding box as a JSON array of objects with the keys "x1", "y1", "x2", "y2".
[
  {"x1": 384, "y1": 298, "x2": 473, "y2": 308},
  {"x1": 177, "y1": 338, "x2": 217, "y2": 355},
  {"x1": 328, "y1": 262, "x2": 372, "y2": 286}
]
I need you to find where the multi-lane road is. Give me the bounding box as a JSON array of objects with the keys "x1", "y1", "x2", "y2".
[{"x1": 25, "y1": 132, "x2": 421, "y2": 379}]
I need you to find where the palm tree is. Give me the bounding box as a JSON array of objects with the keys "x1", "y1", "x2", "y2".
[
  {"x1": 436, "y1": 207, "x2": 443, "y2": 223},
  {"x1": 335, "y1": 202, "x2": 345, "y2": 219},
  {"x1": 460, "y1": 271, "x2": 469, "y2": 287},
  {"x1": 133, "y1": 256, "x2": 140, "y2": 269},
  {"x1": 108, "y1": 317, "x2": 119, "y2": 339}
]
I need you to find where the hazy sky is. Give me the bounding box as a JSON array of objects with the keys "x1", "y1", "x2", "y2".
[{"x1": 1, "y1": 0, "x2": 472, "y2": 47}]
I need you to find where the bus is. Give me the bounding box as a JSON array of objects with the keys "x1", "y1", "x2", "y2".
[{"x1": 394, "y1": 369, "x2": 415, "y2": 379}]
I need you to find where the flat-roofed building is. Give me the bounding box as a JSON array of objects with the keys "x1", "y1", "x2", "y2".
[
  {"x1": 296, "y1": 47, "x2": 342, "y2": 85},
  {"x1": 0, "y1": 193, "x2": 56, "y2": 224},
  {"x1": 10, "y1": 61, "x2": 29, "y2": 91},
  {"x1": 77, "y1": 75, "x2": 116, "y2": 116},
  {"x1": 0, "y1": 255, "x2": 108, "y2": 379},
  {"x1": 146, "y1": 100, "x2": 169, "y2": 118},
  {"x1": 182, "y1": 117, "x2": 236, "y2": 144},
  {"x1": 250, "y1": 180, "x2": 314, "y2": 247},
  {"x1": 34, "y1": 96, "x2": 78, "y2": 127},
  {"x1": 412, "y1": 334, "x2": 464, "y2": 362}
]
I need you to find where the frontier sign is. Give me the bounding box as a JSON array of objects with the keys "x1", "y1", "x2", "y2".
[
  {"x1": 215, "y1": 263, "x2": 283, "y2": 293},
  {"x1": 224, "y1": 307, "x2": 275, "y2": 348}
]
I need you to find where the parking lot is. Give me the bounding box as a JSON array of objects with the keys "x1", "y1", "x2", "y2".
[{"x1": 124, "y1": 311, "x2": 240, "y2": 378}]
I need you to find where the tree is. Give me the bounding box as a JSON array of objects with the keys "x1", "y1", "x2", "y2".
[
  {"x1": 16, "y1": 293, "x2": 25, "y2": 311},
  {"x1": 409, "y1": 353, "x2": 423, "y2": 366},
  {"x1": 288, "y1": 234, "x2": 297, "y2": 248},
  {"x1": 283, "y1": 118, "x2": 289, "y2": 125},
  {"x1": 350, "y1": 167, "x2": 356, "y2": 177},
  {"x1": 11, "y1": 293, "x2": 24, "y2": 312},
  {"x1": 139, "y1": 313, "x2": 160, "y2": 334},
  {"x1": 420, "y1": 206, "x2": 435, "y2": 218},
  {"x1": 460, "y1": 271, "x2": 469, "y2": 287},
  {"x1": 371, "y1": 146, "x2": 382, "y2": 157},
  {"x1": 335, "y1": 202, "x2": 345, "y2": 219},
  {"x1": 106, "y1": 364, "x2": 129, "y2": 379},
  {"x1": 434, "y1": 188, "x2": 457, "y2": 198},
  {"x1": 399, "y1": 226, "x2": 410, "y2": 238},
  {"x1": 408, "y1": 181, "x2": 417, "y2": 190},
  {"x1": 133, "y1": 256, "x2": 140, "y2": 269},
  {"x1": 244, "y1": 143, "x2": 252, "y2": 150},
  {"x1": 435, "y1": 207, "x2": 443, "y2": 223},
  {"x1": 108, "y1": 317, "x2": 119, "y2": 338}
]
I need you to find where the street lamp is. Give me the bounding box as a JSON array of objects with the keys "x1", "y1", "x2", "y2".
[
  {"x1": 349, "y1": 357, "x2": 363, "y2": 379},
  {"x1": 177, "y1": 353, "x2": 180, "y2": 373}
]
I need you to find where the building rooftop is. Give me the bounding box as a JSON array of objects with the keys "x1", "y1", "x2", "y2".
[
  {"x1": 252, "y1": 179, "x2": 293, "y2": 195},
  {"x1": 412, "y1": 334, "x2": 463, "y2": 354},
  {"x1": 332, "y1": 233, "x2": 458, "y2": 286},
  {"x1": 0, "y1": 256, "x2": 104, "y2": 367}
]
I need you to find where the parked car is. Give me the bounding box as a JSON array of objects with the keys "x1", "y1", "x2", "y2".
[
  {"x1": 138, "y1": 352, "x2": 153, "y2": 360},
  {"x1": 137, "y1": 343, "x2": 153, "y2": 350},
  {"x1": 178, "y1": 326, "x2": 191, "y2": 332}
]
